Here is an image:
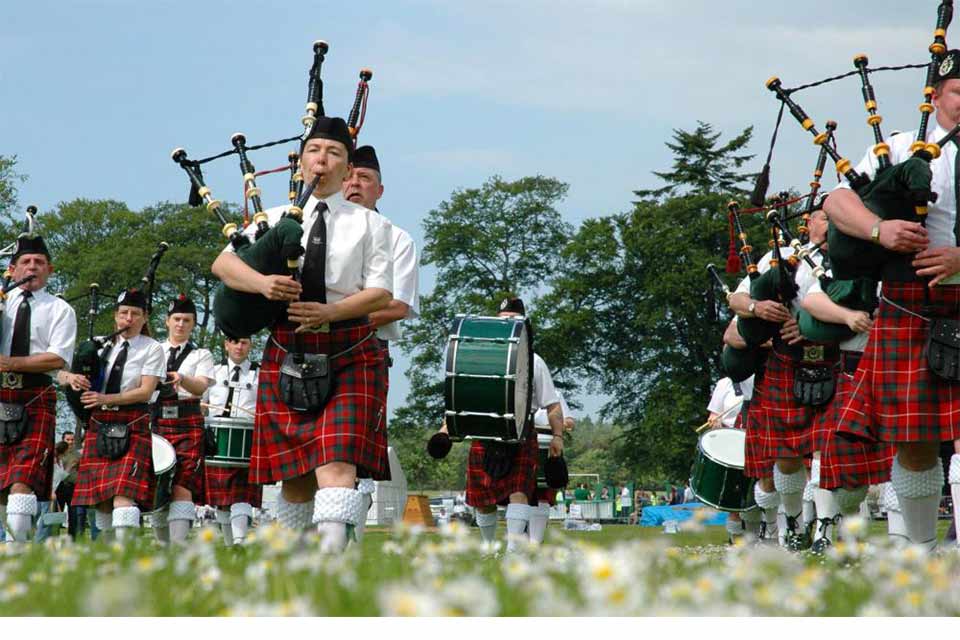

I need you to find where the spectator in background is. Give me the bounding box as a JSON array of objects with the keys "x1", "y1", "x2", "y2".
[
  {"x1": 62, "y1": 431, "x2": 74, "y2": 447},
  {"x1": 600, "y1": 486, "x2": 610, "y2": 500}
]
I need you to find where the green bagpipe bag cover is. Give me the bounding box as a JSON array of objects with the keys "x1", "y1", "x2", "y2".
[
  {"x1": 736, "y1": 268, "x2": 791, "y2": 347},
  {"x1": 721, "y1": 344, "x2": 766, "y2": 383},
  {"x1": 213, "y1": 217, "x2": 304, "y2": 339},
  {"x1": 827, "y1": 157, "x2": 932, "y2": 280},
  {"x1": 796, "y1": 277, "x2": 878, "y2": 344}
]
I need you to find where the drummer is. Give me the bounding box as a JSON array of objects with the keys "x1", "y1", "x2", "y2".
[
  {"x1": 436, "y1": 296, "x2": 565, "y2": 551},
  {"x1": 66, "y1": 288, "x2": 165, "y2": 542},
  {"x1": 212, "y1": 115, "x2": 393, "y2": 553},
  {"x1": 151, "y1": 295, "x2": 215, "y2": 544},
  {"x1": 203, "y1": 335, "x2": 261, "y2": 546}
]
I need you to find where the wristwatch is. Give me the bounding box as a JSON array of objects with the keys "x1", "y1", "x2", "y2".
[
  {"x1": 748, "y1": 301, "x2": 757, "y2": 316},
  {"x1": 870, "y1": 221, "x2": 881, "y2": 245}
]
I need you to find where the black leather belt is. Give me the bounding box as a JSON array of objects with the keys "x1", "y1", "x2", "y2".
[
  {"x1": 96, "y1": 402, "x2": 149, "y2": 413},
  {"x1": 774, "y1": 339, "x2": 840, "y2": 364},
  {"x1": 881, "y1": 254, "x2": 924, "y2": 283},
  {"x1": 0, "y1": 372, "x2": 52, "y2": 390},
  {"x1": 152, "y1": 398, "x2": 203, "y2": 421}
]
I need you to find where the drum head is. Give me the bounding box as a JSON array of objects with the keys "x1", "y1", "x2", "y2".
[
  {"x1": 699, "y1": 428, "x2": 746, "y2": 468},
  {"x1": 512, "y1": 318, "x2": 533, "y2": 438},
  {"x1": 151, "y1": 434, "x2": 176, "y2": 474}
]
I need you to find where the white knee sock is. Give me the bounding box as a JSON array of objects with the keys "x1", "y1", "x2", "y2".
[
  {"x1": 891, "y1": 457, "x2": 942, "y2": 551},
  {"x1": 725, "y1": 517, "x2": 743, "y2": 540},
  {"x1": 167, "y1": 501, "x2": 196, "y2": 544},
  {"x1": 475, "y1": 510, "x2": 498, "y2": 544},
  {"x1": 152, "y1": 507, "x2": 170, "y2": 543},
  {"x1": 112, "y1": 506, "x2": 140, "y2": 542},
  {"x1": 229, "y1": 503, "x2": 252, "y2": 544},
  {"x1": 354, "y1": 479, "x2": 375, "y2": 543},
  {"x1": 740, "y1": 508, "x2": 762, "y2": 541},
  {"x1": 773, "y1": 466, "x2": 807, "y2": 522},
  {"x1": 880, "y1": 482, "x2": 908, "y2": 545},
  {"x1": 215, "y1": 509, "x2": 233, "y2": 546},
  {"x1": 95, "y1": 509, "x2": 115, "y2": 541},
  {"x1": 313, "y1": 488, "x2": 365, "y2": 553},
  {"x1": 527, "y1": 502, "x2": 550, "y2": 545},
  {"x1": 753, "y1": 484, "x2": 780, "y2": 541},
  {"x1": 812, "y1": 489, "x2": 840, "y2": 542},
  {"x1": 835, "y1": 486, "x2": 868, "y2": 516},
  {"x1": 276, "y1": 493, "x2": 313, "y2": 531},
  {"x1": 6, "y1": 494, "x2": 37, "y2": 543},
  {"x1": 505, "y1": 503, "x2": 530, "y2": 552},
  {"x1": 802, "y1": 492, "x2": 817, "y2": 529},
  {"x1": 949, "y1": 454, "x2": 960, "y2": 548}
]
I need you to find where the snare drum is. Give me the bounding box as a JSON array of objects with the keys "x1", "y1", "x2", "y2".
[
  {"x1": 689, "y1": 428, "x2": 757, "y2": 512},
  {"x1": 148, "y1": 434, "x2": 177, "y2": 514},
  {"x1": 205, "y1": 416, "x2": 254, "y2": 467},
  {"x1": 443, "y1": 315, "x2": 533, "y2": 442}
]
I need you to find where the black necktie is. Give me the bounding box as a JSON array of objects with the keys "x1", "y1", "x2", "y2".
[
  {"x1": 167, "y1": 345, "x2": 181, "y2": 371},
  {"x1": 221, "y1": 365, "x2": 241, "y2": 417},
  {"x1": 10, "y1": 291, "x2": 31, "y2": 357},
  {"x1": 105, "y1": 341, "x2": 129, "y2": 394},
  {"x1": 301, "y1": 200, "x2": 328, "y2": 303}
]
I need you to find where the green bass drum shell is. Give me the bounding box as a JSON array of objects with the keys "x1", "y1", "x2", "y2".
[
  {"x1": 444, "y1": 315, "x2": 533, "y2": 443},
  {"x1": 689, "y1": 428, "x2": 757, "y2": 512}
]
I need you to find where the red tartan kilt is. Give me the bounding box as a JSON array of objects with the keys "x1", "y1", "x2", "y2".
[
  {"x1": 759, "y1": 350, "x2": 818, "y2": 460},
  {"x1": 203, "y1": 464, "x2": 262, "y2": 507},
  {"x1": 820, "y1": 372, "x2": 894, "y2": 489},
  {"x1": 839, "y1": 282, "x2": 960, "y2": 443},
  {"x1": 533, "y1": 488, "x2": 557, "y2": 506},
  {"x1": 250, "y1": 321, "x2": 388, "y2": 485},
  {"x1": 154, "y1": 406, "x2": 206, "y2": 503},
  {"x1": 0, "y1": 386, "x2": 56, "y2": 497},
  {"x1": 744, "y1": 382, "x2": 774, "y2": 479},
  {"x1": 73, "y1": 408, "x2": 153, "y2": 507},
  {"x1": 466, "y1": 428, "x2": 538, "y2": 508}
]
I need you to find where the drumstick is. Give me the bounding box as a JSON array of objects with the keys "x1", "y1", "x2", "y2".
[
  {"x1": 201, "y1": 402, "x2": 256, "y2": 418},
  {"x1": 695, "y1": 398, "x2": 744, "y2": 434}
]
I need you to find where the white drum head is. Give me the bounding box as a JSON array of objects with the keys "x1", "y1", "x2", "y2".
[
  {"x1": 537, "y1": 433, "x2": 552, "y2": 449},
  {"x1": 151, "y1": 434, "x2": 176, "y2": 474},
  {"x1": 513, "y1": 323, "x2": 530, "y2": 433},
  {"x1": 699, "y1": 428, "x2": 746, "y2": 468}
]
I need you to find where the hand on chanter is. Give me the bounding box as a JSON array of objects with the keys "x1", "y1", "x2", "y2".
[
  {"x1": 259, "y1": 274, "x2": 302, "y2": 302},
  {"x1": 780, "y1": 316, "x2": 803, "y2": 345}
]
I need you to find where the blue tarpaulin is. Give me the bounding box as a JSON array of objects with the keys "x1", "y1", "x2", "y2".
[{"x1": 638, "y1": 502, "x2": 728, "y2": 527}]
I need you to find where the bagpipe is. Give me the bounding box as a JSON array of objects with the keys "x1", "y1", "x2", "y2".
[
  {"x1": 63, "y1": 241, "x2": 170, "y2": 423},
  {"x1": 764, "y1": 1, "x2": 960, "y2": 280},
  {"x1": 170, "y1": 40, "x2": 374, "y2": 339}
]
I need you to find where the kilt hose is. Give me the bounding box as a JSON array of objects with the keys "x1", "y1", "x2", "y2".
[
  {"x1": 0, "y1": 385, "x2": 57, "y2": 497},
  {"x1": 154, "y1": 398, "x2": 206, "y2": 502},
  {"x1": 204, "y1": 464, "x2": 262, "y2": 508},
  {"x1": 466, "y1": 427, "x2": 538, "y2": 508},
  {"x1": 744, "y1": 372, "x2": 775, "y2": 480},
  {"x1": 759, "y1": 348, "x2": 825, "y2": 461},
  {"x1": 819, "y1": 366, "x2": 894, "y2": 490},
  {"x1": 838, "y1": 282, "x2": 960, "y2": 444},
  {"x1": 250, "y1": 319, "x2": 388, "y2": 485},
  {"x1": 73, "y1": 407, "x2": 154, "y2": 508}
]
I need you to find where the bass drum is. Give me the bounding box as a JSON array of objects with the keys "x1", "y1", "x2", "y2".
[
  {"x1": 689, "y1": 428, "x2": 757, "y2": 512},
  {"x1": 146, "y1": 434, "x2": 177, "y2": 514},
  {"x1": 443, "y1": 315, "x2": 533, "y2": 443}
]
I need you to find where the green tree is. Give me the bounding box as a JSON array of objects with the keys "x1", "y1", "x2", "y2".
[{"x1": 0, "y1": 155, "x2": 27, "y2": 222}]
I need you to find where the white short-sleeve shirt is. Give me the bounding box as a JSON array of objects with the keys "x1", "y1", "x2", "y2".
[
  {"x1": 223, "y1": 191, "x2": 393, "y2": 303},
  {"x1": 806, "y1": 275, "x2": 877, "y2": 353},
  {"x1": 706, "y1": 376, "x2": 750, "y2": 427},
  {"x1": 532, "y1": 353, "x2": 561, "y2": 412},
  {"x1": 376, "y1": 224, "x2": 420, "y2": 342},
  {"x1": 151, "y1": 340, "x2": 215, "y2": 402},
  {"x1": 206, "y1": 359, "x2": 259, "y2": 417},
  {"x1": 1, "y1": 287, "x2": 77, "y2": 371},
  {"x1": 99, "y1": 334, "x2": 166, "y2": 394},
  {"x1": 533, "y1": 391, "x2": 572, "y2": 427}
]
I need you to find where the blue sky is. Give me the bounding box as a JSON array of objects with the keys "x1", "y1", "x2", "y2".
[{"x1": 0, "y1": 1, "x2": 940, "y2": 420}]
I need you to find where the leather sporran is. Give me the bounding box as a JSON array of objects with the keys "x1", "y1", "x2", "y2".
[
  {"x1": 0, "y1": 402, "x2": 28, "y2": 446},
  {"x1": 792, "y1": 365, "x2": 836, "y2": 406},
  {"x1": 96, "y1": 423, "x2": 130, "y2": 460},
  {"x1": 926, "y1": 318, "x2": 960, "y2": 382},
  {"x1": 278, "y1": 353, "x2": 333, "y2": 413},
  {"x1": 482, "y1": 441, "x2": 519, "y2": 479}
]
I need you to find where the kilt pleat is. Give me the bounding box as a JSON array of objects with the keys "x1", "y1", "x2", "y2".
[
  {"x1": 204, "y1": 464, "x2": 262, "y2": 507},
  {"x1": 250, "y1": 321, "x2": 388, "y2": 485},
  {"x1": 744, "y1": 375, "x2": 774, "y2": 479},
  {"x1": 0, "y1": 386, "x2": 57, "y2": 497},
  {"x1": 153, "y1": 415, "x2": 206, "y2": 503},
  {"x1": 73, "y1": 408, "x2": 153, "y2": 507},
  {"x1": 838, "y1": 282, "x2": 960, "y2": 444},
  {"x1": 466, "y1": 427, "x2": 538, "y2": 508},
  {"x1": 759, "y1": 350, "x2": 819, "y2": 460}
]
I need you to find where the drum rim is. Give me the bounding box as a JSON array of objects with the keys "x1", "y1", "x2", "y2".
[
  {"x1": 205, "y1": 416, "x2": 255, "y2": 427},
  {"x1": 151, "y1": 433, "x2": 177, "y2": 474},
  {"x1": 697, "y1": 428, "x2": 746, "y2": 470},
  {"x1": 689, "y1": 486, "x2": 760, "y2": 513}
]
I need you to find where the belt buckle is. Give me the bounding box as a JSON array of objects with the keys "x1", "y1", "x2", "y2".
[
  {"x1": 802, "y1": 345, "x2": 824, "y2": 363},
  {"x1": 99, "y1": 404, "x2": 120, "y2": 411},
  {"x1": 161, "y1": 405, "x2": 179, "y2": 420},
  {"x1": 1, "y1": 372, "x2": 23, "y2": 390},
  {"x1": 301, "y1": 323, "x2": 331, "y2": 334}
]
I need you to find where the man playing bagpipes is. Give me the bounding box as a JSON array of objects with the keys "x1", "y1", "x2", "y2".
[
  {"x1": 825, "y1": 51, "x2": 960, "y2": 552},
  {"x1": 213, "y1": 116, "x2": 393, "y2": 553},
  {"x1": 149, "y1": 295, "x2": 215, "y2": 544},
  {"x1": 203, "y1": 335, "x2": 262, "y2": 546},
  {"x1": 65, "y1": 288, "x2": 165, "y2": 542},
  {"x1": 0, "y1": 234, "x2": 77, "y2": 543}
]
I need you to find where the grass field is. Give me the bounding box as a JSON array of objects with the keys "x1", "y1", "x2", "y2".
[{"x1": 0, "y1": 518, "x2": 957, "y2": 616}]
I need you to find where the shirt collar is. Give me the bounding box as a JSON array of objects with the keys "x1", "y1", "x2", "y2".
[
  {"x1": 11, "y1": 286, "x2": 45, "y2": 301},
  {"x1": 306, "y1": 190, "x2": 346, "y2": 217},
  {"x1": 226, "y1": 358, "x2": 250, "y2": 374}
]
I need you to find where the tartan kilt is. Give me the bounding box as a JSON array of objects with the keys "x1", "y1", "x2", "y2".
[
  {"x1": 466, "y1": 427, "x2": 538, "y2": 508},
  {"x1": 73, "y1": 408, "x2": 153, "y2": 507},
  {"x1": 838, "y1": 282, "x2": 960, "y2": 443},
  {"x1": 153, "y1": 402, "x2": 206, "y2": 502},
  {"x1": 203, "y1": 464, "x2": 262, "y2": 508},
  {"x1": 250, "y1": 320, "x2": 388, "y2": 485},
  {"x1": 0, "y1": 386, "x2": 56, "y2": 497},
  {"x1": 759, "y1": 350, "x2": 819, "y2": 460},
  {"x1": 533, "y1": 488, "x2": 558, "y2": 506},
  {"x1": 744, "y1": 381, "x2": 774, "y2": 479},
  {"x1": 820, "y1": 372, "x2": 894, "y2": 489}
]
